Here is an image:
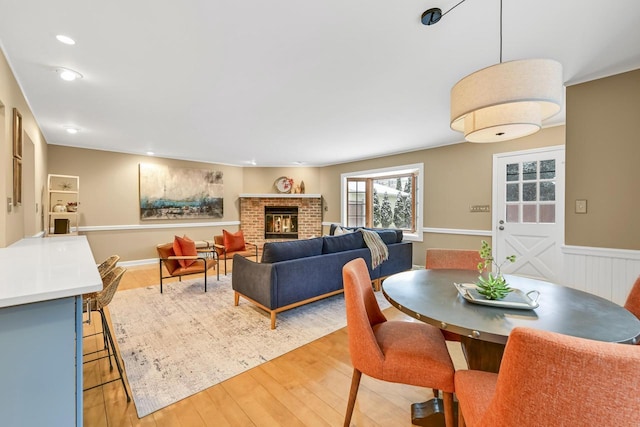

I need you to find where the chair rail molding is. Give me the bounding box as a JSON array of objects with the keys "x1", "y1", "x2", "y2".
[
  {"x1": 78, "y1": 221, "x2": 240, "y2": 232},
  {"x1": 562, "y1": 245, "x2": 640, "y2": 306}
]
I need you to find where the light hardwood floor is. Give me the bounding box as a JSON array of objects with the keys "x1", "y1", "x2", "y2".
[{"x1": 83, "y1": 262, "x2": 466, "y2": 427}]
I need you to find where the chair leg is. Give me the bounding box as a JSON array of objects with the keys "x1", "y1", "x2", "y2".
[
  {"x1": 459, "y1": 407, "x2": 466, "y2": 427},
  {"x1": 344, "y1": 368, "x2": 362, "y2": 427},
  {"x1": 442, "y1": 391, "x2": 454, "y2": 427},
  {"x1": 159, "y1": 260, "x2": 163, "y2": 293},
  {"x1": 98, "y1": 310, "x2": 113, "y2": 370},
  {"x1": 101, "y1": 308, "x2": 131, "y2": 402}
]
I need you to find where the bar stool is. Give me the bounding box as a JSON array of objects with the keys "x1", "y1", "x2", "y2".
[{"x1": 83, "y1": 266, "x2": 130, "y2": 401}]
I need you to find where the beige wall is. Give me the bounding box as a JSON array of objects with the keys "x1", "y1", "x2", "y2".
[
  {"x1": 52, "y1": 131, "x2": 564, "y2": 266},
  {"x1": 0, "y1": 48, "x2": 48, "y2": 247},
  {"x1": 242, "y1": 167, "x2": 321, "y2": 194},
  {"x1": 319, "y1": 126, "x2": 566, "y2": 265},
  {"x1": 48, "y1": 146, "x2": 245, "y2": 262},
  {"x1": 566, "y1": 68, "x2": 640, "y2": 250}
]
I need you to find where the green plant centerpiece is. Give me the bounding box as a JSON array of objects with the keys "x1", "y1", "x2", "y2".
[{"x1": 476, "y1": 240, "x2": 516, "y2": 300}]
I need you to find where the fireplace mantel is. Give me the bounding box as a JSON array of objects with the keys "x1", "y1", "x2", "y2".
[{"x1": 239, "y1": 193, "x2": 321, "y2": 199}]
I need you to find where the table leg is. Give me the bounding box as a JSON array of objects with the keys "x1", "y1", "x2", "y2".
[
  {"x1": 459, "y1": 337, "x2": 505, "y2": 373},
  {"x1": 411, "y1": 396, "x2": 458, "y2": 427}
]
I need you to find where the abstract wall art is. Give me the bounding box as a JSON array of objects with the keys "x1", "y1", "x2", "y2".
[{"x1": 139, "y1": 163, "x2": 223, "y2": 220}]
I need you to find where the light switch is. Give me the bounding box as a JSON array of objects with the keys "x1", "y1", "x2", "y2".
[{"x1": 575, "y1": 199, "x2": 587, "y2": 214}]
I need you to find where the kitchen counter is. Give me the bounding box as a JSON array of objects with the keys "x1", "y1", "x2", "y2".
[{"x1": 0, "y1": 235, "x2": 102, "y2": 308}]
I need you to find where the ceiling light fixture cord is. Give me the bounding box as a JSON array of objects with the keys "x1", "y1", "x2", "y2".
[
  {"x1": 499, "y1": 0, "x2": 503, "y2": 63},
  {"x1": 441, "y1": 0, "x2": 467, "y2": 19}
]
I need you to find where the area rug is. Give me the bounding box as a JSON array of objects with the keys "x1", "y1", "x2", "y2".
[{"x1": 108, "y1": 275, "x2": 390, "y2": 418}]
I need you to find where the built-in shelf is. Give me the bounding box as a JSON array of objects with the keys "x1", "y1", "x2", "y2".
[{"x1": 239, "y1": 193, "x2": 321, "y2": 198}]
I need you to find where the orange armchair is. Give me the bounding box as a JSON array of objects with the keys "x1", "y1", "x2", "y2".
[
  {"x1": 342, "y1": 258, "x2": 456, "y2": 427},
  {"x1": 455, "y1": 327, "x2": 640, "y2": 427},
  {"x1": 213, "y1": 230, "x2": 258, "y2": 275},
  {"x1": 157, "y1": 242, "x2": 218, "y2": 293}
]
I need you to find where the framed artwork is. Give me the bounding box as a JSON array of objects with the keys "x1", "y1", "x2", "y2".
[
  {"x1": 13, "y1": 108, "x2": 22, "y2": 159},
  {"x1": 13, "y1": 158, "x2": 22, "y2": 206},
  {"x1": 139, "y1": 163, "x2": 224, "y2": 220}
]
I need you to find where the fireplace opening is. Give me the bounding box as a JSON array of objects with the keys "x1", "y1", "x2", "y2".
[{"x1": 265, "y1": 206, "x2": 298, "y2": 239}]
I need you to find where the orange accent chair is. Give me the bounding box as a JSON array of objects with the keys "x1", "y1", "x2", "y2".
[
  {"x1": 425, "y1": 248, "x2": 483, "y2": 271},
  {"x1": 213, "y1": 230, "x2": 258, "y2": 275},
  {"x1": 455, "y1": 327, "x2": 640, "y2": 427},
  {"x1": 624, "y1": 275, "x2": 640, "y2": 320},
  {"x1": 157, "y1": 242, "x2": 218, "y2": 293},
  {"x1": 342, "y1": 258, "x2": 456, "y2": 427}
]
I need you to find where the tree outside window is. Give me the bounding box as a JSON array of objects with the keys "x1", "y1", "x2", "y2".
[{"x1": 346, "y1": 172, "x2": 416, "y2": 232}]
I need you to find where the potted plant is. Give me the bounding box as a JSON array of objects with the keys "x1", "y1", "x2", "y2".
[{"x1": 476, "y1": 240, "x2": 516, "y2": 300}]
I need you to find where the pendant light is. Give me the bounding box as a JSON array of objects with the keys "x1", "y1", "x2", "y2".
[{"x1": 444, "y1": 0, "x2": 563, "y2": 142}]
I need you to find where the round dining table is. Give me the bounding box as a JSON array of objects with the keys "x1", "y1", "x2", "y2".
[{"x1": 381, "y1": 269, "x2": 640, "y2": 426}]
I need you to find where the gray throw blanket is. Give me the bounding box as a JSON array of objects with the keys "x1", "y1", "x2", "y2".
[{"x1": 359, "y1": 229, "x2": 389, "y2": 269}]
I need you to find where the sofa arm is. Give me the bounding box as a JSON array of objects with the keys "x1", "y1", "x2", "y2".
[{"x1": 231, "y1": 254, "x2": 275, "y2": 309}]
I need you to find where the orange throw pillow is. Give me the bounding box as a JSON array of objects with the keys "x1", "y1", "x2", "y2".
[
  {"x1": 223, "y1": 229, "x2": 246, "y2": 252},
  {"x1": 173, "y1": 235, "x2": 197, "y2": 268}
]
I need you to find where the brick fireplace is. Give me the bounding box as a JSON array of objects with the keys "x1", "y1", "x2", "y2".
[{"x1": 239, "y1": 194, "x2": 323, "y2": 246}]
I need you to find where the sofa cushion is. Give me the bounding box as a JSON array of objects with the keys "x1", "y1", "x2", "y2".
[
  {"x1": 322, "y1": 232, "x2": 365, "y2": 254},
  {"x1": 334, "y1": 225, "x2": 354, "y2": 235},
  {"x1": 329, "y1": 223, "x2": 403, "y2": 243},
  {"x1": 223, "y1": 229, "x2": 246, "y2": 252},
  {"x1": 376, "y1": 230, "x2": 399, "y2": 245},
  {"x1": 261, "y1": 237, "x2": 324, "y2": 263},
  {"x1": 173, "y1": 235, "x2": 197, "y2": 268}
]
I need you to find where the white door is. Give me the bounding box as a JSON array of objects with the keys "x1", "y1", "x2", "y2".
[{"x1": 493, "y1": 146, "x2": 565, "y2": 282}]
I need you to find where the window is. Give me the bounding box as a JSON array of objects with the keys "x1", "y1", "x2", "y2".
[{"x1": 342, "y1": 164, "x2": 423, "y2": 240}]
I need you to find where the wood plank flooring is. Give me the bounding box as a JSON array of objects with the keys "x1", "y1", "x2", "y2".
[{"x1": 83, "y1": 262, "x2": 466, "y2": 426}]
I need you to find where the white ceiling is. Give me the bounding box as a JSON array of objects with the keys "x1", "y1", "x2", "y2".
[{"x1": 1, "y1": 0, "x2": 640, "y2": 167}]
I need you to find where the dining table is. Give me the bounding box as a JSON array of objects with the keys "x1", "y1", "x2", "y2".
[{"x1": 381, "y1": 268, "x2": 640, "y2": 427}]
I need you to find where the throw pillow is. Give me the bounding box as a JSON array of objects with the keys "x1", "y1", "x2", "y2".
[
  {"x1": 334, "y1": 225, "x2": 354, "y2": 235},
  {"x1": 223, "y1": 229, "x2": 246, "y2": 252},
  {"x1": 173, "y1": 235, "x2": 197, "y2": 268}
]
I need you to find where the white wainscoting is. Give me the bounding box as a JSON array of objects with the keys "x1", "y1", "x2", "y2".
[{"x1": 562, "y1": 245, "x2": 640, "y2": 305}]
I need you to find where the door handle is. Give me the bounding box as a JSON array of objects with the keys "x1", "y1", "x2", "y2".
[
  {"x1": 498, "y1": 220, "x2": 504, "y2": 231},
  {"x1": 499, "y1": 226, "x2": 504, "y2": 230}
]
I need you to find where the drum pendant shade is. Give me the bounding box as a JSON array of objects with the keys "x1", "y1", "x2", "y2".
[{"x1": 450, "y1": 59, "x2": 563, "y2": 143}]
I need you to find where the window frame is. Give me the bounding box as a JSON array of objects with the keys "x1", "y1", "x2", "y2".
[{"x1": 341, "y1": 163, "x2": 423, "y2": 242}]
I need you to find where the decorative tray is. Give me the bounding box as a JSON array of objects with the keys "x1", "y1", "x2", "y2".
[{"x1": 454, "y1": 283, "x2": 540, "y2": 310}]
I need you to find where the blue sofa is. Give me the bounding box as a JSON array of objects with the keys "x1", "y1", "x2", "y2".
[{"x1": 231, "y1": 226, "x2": 412, "y2": 328}]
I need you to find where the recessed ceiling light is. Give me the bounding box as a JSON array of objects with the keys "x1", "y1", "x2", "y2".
[
  {"x1": 56, "y1": 68, "x2": 83, "y2": 81},
  {"x1": 63, "y1": 126, "x2": 79, "y2": 134},
  {"x1": 56, "y1": 35, "x2": 76, "y2": 45},
  {"x1": 146, "y1": 151, "x2": 155, "y2": 156}
]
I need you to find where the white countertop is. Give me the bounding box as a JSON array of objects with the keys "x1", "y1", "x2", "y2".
[{"x1": 0, "y1": 235, "x2": 102, "y2": 308}]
